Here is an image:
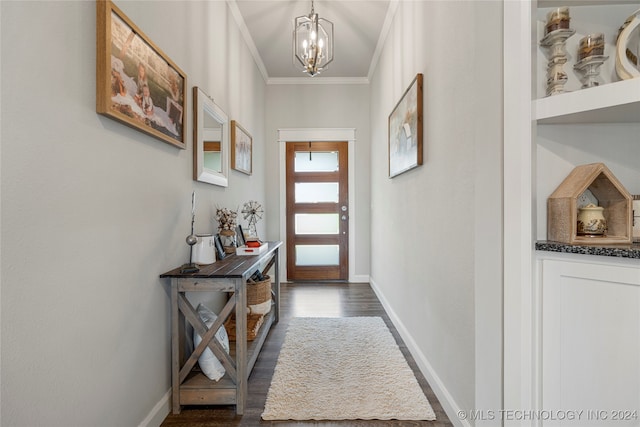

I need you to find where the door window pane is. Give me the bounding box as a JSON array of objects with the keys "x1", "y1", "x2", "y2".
[
  {"x1": 296, "y1": 245, "x2": 339, "y2": 266},
  {"x1": 295, "y1": 214, "x2": 339, "y2": 234},
  {"x1": 294, "y1": 151, "x2": 339, "y2": 172},
  {"x1": 295, "y1": 182, "x2": 339, "y2": 203}
]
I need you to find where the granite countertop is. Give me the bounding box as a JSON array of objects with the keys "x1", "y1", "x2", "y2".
[{"x1": 536, "y1": 240, "x2": 640, "y2": 259}]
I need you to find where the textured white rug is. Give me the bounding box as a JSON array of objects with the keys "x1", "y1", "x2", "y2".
[{"x1": 261, "y1": 316, "x2": 437, "y2": 421}]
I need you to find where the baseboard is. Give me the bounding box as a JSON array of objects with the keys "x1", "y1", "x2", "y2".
[
  {"x1": 369, "y1": 277, "x2": 471, "y2": 427},
  {"x1": 350, "y1": 274, "x2": 370, "y2": 283},
  {"x1": 138, "y1": 389, "x2": 171, "y2": 427}
]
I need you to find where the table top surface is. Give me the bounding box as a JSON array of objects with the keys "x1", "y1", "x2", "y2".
[
  {"x1": 536, "y1": 240, "x2": 640, "y2": 259},
  {"x1": 160, "y1": 241, "x2": 282, "y2": 279}
]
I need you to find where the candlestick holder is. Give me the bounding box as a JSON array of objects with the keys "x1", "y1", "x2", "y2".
[
  {"x1": 180, "y1": 192, "x2": 200, "y2": 274},
  {"x1": 574, "y1": 55, "x2": 609, "y2": 89},
  {"x1": 540, "y1": 28, "x2": 576, "y2": 96}
]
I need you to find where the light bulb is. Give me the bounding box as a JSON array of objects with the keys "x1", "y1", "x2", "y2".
[
  {"x1": 311, "y1": 30, "x2": 316, "y2": 41},
  {"x1": 318, "y1": 38, "x2": 324, "y2": 48}
]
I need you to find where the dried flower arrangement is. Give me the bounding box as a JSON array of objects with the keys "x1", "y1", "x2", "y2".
[{"x1": 215, "y1": 207, "x2": 238, "y2": 232}]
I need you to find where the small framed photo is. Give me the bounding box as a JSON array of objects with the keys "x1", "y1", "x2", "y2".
[
  {"x1": 388, "y1": 73, "x2": 423, "y2": 178},
  {"x1": 236, "y1": 225, "x2": 246, "y2": 247},
  {"x1": 214, "y1": 234, "x2": 226, "y2": 260},
  {"x1": 96, "y1": 0, "x2": 187, "y2": 148},
  {"x1": 230, "y1": 120, "x2": 252, "y2": 175}
]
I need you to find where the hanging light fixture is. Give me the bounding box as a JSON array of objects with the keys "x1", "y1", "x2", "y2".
[{"x1": 293, "y1": 0, "x2": 334, "y2": 77}]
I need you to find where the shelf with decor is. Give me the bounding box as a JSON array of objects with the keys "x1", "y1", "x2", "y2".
[
  {"x1": 159, "y1": 241, "x2": 282, "y2": 415},
  {"x1": 503, "y1": 0, "x2": 640, "y2": 419},
  {"x1": 535, "y1": 77, "x2": 640, "y2": 123},
  {"x1": 534, "y1": 3, "x2": 640, "y2": 124},
  {"x1": 533, "y1": 2, "x2": 640, "y2": 249}
]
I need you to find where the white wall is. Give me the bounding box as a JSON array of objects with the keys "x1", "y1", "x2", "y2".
[
  {"x1": 264, "y1": 84, "x2": 371, "y2": 279},
  {"x1": 368, "y1": 1, "x2": 503, "y2": 424},
  {"x1": 0, "y1": 1, "x2": 265, "y2": 426}
]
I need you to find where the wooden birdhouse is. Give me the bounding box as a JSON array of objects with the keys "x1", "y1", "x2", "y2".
[{"x1": 547, "y1": 163, "x2": 633, "y2": 245}]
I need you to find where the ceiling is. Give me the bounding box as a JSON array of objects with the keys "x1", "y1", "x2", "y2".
[{"x1": 229, "y1": 0, "x2": 395, "y2": 84}]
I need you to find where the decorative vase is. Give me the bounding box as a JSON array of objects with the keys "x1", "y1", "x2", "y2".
[
  {"x1": 219, "y1": 229, "x2": 237, "y2": 253},
  {"x1": 574, "y1": 33, "x2": 608, "y2": 89},
  {"x1": 615, "y1": 8, "x2": 640, "y2": 80},
  {"x1": 574, "y1": 55, "x2": 609, "y2": 89},
  {"x1": 577, "y1": 203, "x2": 607, "y2": 236},
  {"x1": 540, "y1": 7, "x2": 575, "y2": 96}
]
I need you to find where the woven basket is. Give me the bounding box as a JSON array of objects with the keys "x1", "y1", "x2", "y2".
[
  {"x1": 247, "y1": 275, "x2": 271, "y2": 306},
  {"x1": 224, "y1": 313, "x2": 265, "y2": 341}
]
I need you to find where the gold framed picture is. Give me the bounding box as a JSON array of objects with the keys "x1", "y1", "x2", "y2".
[
  {"x1": 231, "y1": 120, "x2": 253, "y2": 175},
  {"x1": 96, "y1": 0, "x2": 187, "y2": 148}
]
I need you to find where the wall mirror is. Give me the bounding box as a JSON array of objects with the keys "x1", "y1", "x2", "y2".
[{"x1": 193, "y1": 86, "x2": 229, "y2": 187}]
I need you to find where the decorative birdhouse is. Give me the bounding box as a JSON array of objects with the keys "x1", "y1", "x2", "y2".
[{"x1": 547, "y1": 163, "x2": 633, "y2": 245}]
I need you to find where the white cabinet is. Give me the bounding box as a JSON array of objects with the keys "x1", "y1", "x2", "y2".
[
  {"x1": 503, "y1": 2, "x2": 640, "y2": 424},
  {"x1": 539, "y1": 256, "x2": 640, "y2": 426}
]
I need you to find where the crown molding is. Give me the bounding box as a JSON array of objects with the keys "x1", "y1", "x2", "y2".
[
  {"x1": 226, "y1": 0, "x2": 269, "y2": 83},
  {"x1": 267, "y1": 77, "x2": 369, "y2": 85},
  {"x1": 368, "y1": 0, "x2": 399, "y2": 82}
]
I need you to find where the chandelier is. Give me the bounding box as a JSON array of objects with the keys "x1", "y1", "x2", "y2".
[{"x1": 293, "y1": 0, "x2": 334, "y2": 76}]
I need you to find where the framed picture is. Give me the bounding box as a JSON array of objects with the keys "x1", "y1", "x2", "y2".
[
  {"x1": 236, "y1": 225, "x2": 246, "y2": 247},
  {"x1": 230, "y1": 120, "x2": 253, "y2": 175},
  {"x1": 96, "y1": 0, "x2": 187, "y2": 149},
  {"x1": 214, "y1": 235, "x2": 226, "y2": 260},
  {"x1": 388, "y1": 73, "x2": 423, "y2": 178}
]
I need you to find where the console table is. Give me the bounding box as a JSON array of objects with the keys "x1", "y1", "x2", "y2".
[{"x1": 160, "y1": 241, "x2": 282, "y2": 414}]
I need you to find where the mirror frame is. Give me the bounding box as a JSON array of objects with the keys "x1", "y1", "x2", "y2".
[{"x1": 193, "y1": 86, "x2": 229, "y2": 187}]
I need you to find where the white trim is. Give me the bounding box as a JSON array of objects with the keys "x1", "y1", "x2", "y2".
[
  {"x1": 503, "y1": 1, "x2": 535, "y2": 426},
  {"x1": 226, "y1": 0, "x2": 269, "y2": 83},
  {"x1": 278, "y1": 128, "x2": 356, "y2": 142},
  {"x1": 350, "y1": 274, "x2": 370, "y2": 283},
  {"x1": 267, "y1": 77, "x2": 369, "y2": 85},
  {"x1": 138, "y1": 389, "x2": 171, "y2": 427},
  {"x1": 369, "y1": 277, "x2": 470, "y2": 427},
  {"x1": 278, "y1": 128, "x2": 357, "y2": 283},
  {"x1": 367, "y1": 0, "x2": 399, "y2": 82}
]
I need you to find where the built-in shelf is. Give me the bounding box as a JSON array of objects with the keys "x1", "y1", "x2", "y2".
[{"x1": 535, "y1": 78, "x2": 640, "y2": 124}]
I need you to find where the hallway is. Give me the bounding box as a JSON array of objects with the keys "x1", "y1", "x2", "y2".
[{"x1": 161, "y1": 282, "x2": 453, "y2": 426}]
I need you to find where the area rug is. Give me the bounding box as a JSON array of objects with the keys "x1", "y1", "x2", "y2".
[{"x1": 261, "y1": 316, "x2": 437, "y2": 421}]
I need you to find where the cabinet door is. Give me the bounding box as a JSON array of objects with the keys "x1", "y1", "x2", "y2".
[{"x1": 541, "y1": 259, "x2": 640, "y2": 426}]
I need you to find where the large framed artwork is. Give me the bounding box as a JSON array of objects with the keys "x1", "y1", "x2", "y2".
[
  {"x1": 388, "y1": 73, "x2": 423, "y2": 178},
  {"x1": 96, "y1": 0, "x2": 187, "y2": 149},
  {"x1": 230, "y1": 120, "x2": 253, "y2": 175}
]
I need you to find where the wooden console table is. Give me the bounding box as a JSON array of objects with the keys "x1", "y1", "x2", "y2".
[{"x1": 160, "y1": 241, "x2": 282, "y2": 414}]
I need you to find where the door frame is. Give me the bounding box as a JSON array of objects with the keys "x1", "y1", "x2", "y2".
[{"x1": 278, "y1": 128, "x2": 356, "y2": 283}]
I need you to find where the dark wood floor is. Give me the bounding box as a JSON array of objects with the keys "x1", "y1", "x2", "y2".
[{"x1": 161, "y1": 282, "x2": 453, "y2": 427}]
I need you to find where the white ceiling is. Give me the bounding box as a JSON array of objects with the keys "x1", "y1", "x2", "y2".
[{"x1": 229, "y1": 0, "x2": 395, "y2": 84}]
